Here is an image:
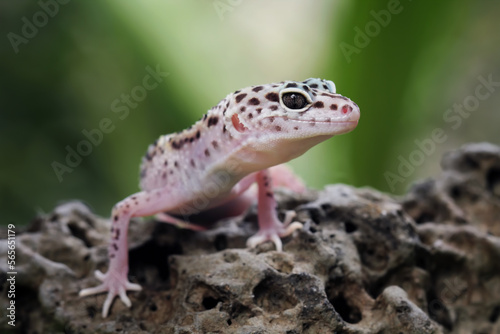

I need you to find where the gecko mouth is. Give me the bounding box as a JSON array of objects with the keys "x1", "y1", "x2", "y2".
[{"x1": 280, "y1": 117, "x2": 359, "y2": 125}]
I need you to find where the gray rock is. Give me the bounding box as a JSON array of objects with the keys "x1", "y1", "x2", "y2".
[{"x1": 2, "y1": 143, "x2": 500, "y2": 333}]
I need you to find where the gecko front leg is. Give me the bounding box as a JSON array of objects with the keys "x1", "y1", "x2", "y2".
[
  {"x1": 79, "y1": 187, "x2": 187, "y2": 318},
  {"x1": 246, "y1": 168, "x2": 303, "y2": 251}
]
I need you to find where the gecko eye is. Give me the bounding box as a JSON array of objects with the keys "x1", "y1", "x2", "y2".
[
  {"x1": 281, "y1": 93, "x2": 308, "y2": 110},
  {"x1": 279, "y1": 88, "x2": 312, "y2": 112}
]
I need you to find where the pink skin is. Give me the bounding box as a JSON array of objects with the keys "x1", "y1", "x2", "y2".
[{"x1": 79, "y1": 78, "x2": 360, "y2": 317}]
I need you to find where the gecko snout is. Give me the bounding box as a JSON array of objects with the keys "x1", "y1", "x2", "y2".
[{"x1": 338, "y1": 100, "x2": 360, "y2": 123}]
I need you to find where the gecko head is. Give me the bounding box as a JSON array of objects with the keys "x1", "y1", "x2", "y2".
[{"x1": 223, "y1": 78, "x2": 360, "y2": 165}]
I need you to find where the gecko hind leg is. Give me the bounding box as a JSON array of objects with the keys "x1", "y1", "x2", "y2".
[{"x1": 155, "y1": 212, "x2": 207, "y2": 231}]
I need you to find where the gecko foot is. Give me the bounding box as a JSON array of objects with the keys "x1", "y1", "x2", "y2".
[
  {"x1": 79, "y1": 269, "x2": 142, "y2": 318},
  {"x1": 246, "y1": 210, "x2": 303, "y2": 252}
]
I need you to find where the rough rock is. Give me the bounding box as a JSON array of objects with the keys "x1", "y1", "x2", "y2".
[{"x1": 1, "y1": 142, "x2": 499, "y2": 333}]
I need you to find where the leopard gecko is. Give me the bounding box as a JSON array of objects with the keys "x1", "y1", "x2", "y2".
[{"x1": 79, "y1": 78, "x2": 360, "y2": 317}]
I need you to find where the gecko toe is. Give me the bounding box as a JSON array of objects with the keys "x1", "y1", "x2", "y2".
[
  {"x1": 102, "y1": 291, "x2": 115, "y2": 318},
  {"x1": 270, "y1": 234, "x2": 283, "y2": 252},
  {"x1": 246, "y1": 232, "x2": 283, "y2": 251},
  {"x1": 95, "y1": 269, "x2": 106, "y2": 281},
  {"x1": 282, "y1": 221, "x2": 303, "y2": 237},
  {"x1": 246, "y1": 234, "x2": 267, "y2": 249},
  {"x1": 79, "y1": 284, "x2": 107, "y2": 297},
  {"x1": 119, "y1": 289, "x2": 132, "y2": 308},
  {"x1": 125, "y1": 282, "x2": 142, "y2": 291},
  {"x1": 282, "y1": 210, "x2": 297, "y2": 226}
]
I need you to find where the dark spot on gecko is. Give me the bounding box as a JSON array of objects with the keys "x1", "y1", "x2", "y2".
[
  {"x1": 116, "y1": 229, "x2": 120, "y2": 239},
  {"x1": 126, "y1": 204, "x2": 130, "y2": 209},
  {"x1": 248, "y1": 97, "x2": 260, "y2": 105},
  {"x1": 330, "y1": 104, "x2": 338, "y2": 110},
  {"x1": 203, "y1": 114, "x2": 207, "y2": 121},
  {"x1": 310, "y1": 84, "x2": 318, "y2": 88},
  {"x1": 112, "y1": 243, "x2": 118, "y2": 251},
  {"x1": 174, "y1": 161, "x2": 178, "y2": 168},
  {"x1": 223, "y1": 125, "x2": 227, "y2": 133},
  {"x1": 212, "y1": 140, "x2": 219, "y2": 149},
  {"x1": 275, "y1": 126, "x2": 281, "y2": 131},
  {"x1": 285, "y1": 82, "x2": 298, "y2": 88},
  {"x1": 169, "y1": 170, "x2": 174, "y2": 175},
  {"x1": 110, "y1": 254, "x2": 115, "y2": 258},
  {"x1": 131, "y1": 196, "x2": 137, "y2": 200},
  {"x1": 205, "y1": 149, "x2": 210, "y2": 157},
  {"x1": 266, "y1": 192, "x2": 273, "y2": 198},
  {"x1": 252, "y1": 86, "x2": 264, "y2": 92},
  {"x1": 190, "y1": 159, "x2": 196, "y2": 167},
  {"x1": 164, "y1": 160, "x2": 168, "y2": 166},
  {"x1": 256, "y1": 108, "x2": 262, "y2": 114},
  {"x1": 264, "y1": 181, "x2": 269, "y2": 187},
  {"x1": 172, "y1": 140, "x2": 183, "y2": 150},
  {"x1": 313, "y1": 101, "x2": 324, "y2": 108},
  {"x1": 162, "y1": 172, "x2": 167, "y2": 179},
  {"x1": 235, "y1": 93, "x2": 247, "y2": 103},
  {"x1": 248, "y1": 113, "x2": 253, "y2": 119},
  {"x1": 207, "y1": 116, "x2": 219, "y2": 127},
  {"x1": 265, "y1": 92, "x2": 279, "y2": 102},
  {"x1": 113, "y1": 215, "x2": 118, "y2": 221},
  {"x1": 303, "y1": 86, "x2": 310, "y2": 92},
  {"x1": 234, "y1": 90, "x2": 241, "y2": 94},
  {"x1": 257, "y1": 121, "x2": 262, "y2": 126},
  {"x1": 196, "y1": 131, "x2": 201, "y2": 139},
  {"x1": 240, "y1": 106, "x2": 246, "y2": 112},
  {"x1": 269, "y1": 117, "x2": 275, "y2": 123},
  {"x1": 311, "y1": 92, "x2": 317, "y2": 96},
  {"x1": 189, "y1": 137, "x2": 194, "y2": 143},
  {"x1": 270, "y1": 105, "x2": 278, "y2": 111},
  {"x1": 293, "y1": 126, "x2": 299, "y2": 130},
  {"x1": 323, "y1": 84, "x2": 329, "y2": 90}
]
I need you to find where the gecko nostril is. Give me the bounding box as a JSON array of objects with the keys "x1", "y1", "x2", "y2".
[{"x1": 341, "y1": 105, "x2": 352, "y2": 114}]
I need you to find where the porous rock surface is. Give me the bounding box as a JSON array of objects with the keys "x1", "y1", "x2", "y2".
[{"x1": 1, "y1": 142, "x2": 499, "y2": 334}]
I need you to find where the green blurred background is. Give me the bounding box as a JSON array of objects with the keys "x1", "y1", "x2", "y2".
[{"x1": 1, "y1": 0, "x2": 500, "y2": 225}]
